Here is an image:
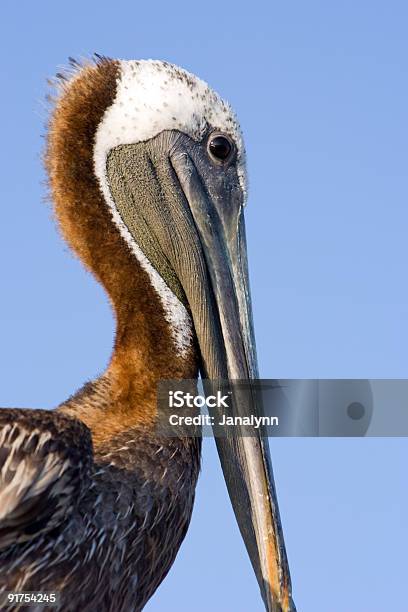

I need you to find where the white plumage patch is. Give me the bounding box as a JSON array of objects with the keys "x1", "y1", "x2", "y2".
[{"x1": 93, "y1": 59, "x2": 247, "y2": 356}]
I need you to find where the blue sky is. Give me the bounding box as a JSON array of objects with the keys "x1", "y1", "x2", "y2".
[{"x1": 0, "y1": 1, "x2": 407, "y2": 610}]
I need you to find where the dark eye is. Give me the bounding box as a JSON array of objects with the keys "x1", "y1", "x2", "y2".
[{"x1": 208, "y1": 134, "x2": 233, "y2": 162}]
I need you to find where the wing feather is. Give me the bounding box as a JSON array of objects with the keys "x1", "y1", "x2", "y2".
[{"x1": 0, "y1": 409, "x2": 92, "y2": 549}]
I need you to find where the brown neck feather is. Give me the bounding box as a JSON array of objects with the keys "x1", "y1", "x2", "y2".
[{"x1": 46, "y1": 59, "x2": 198, "y2": 446}]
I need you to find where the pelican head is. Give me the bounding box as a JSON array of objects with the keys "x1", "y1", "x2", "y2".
[{"x1": 48, "y1": 57, "x2": 294, "y2": 611}]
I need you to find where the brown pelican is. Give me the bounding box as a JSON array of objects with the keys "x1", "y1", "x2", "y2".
[{"x1": 0, "y1": 56, "x2": 295, "y2": 612}]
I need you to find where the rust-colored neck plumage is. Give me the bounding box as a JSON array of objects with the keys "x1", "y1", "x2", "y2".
[{"x1": 46, "y1": 59, "x2": 198, "y2": 446}]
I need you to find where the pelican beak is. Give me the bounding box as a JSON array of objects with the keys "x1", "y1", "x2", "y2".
[
  {"x1": 106, "y1": 131, "x2": 295, "y2": 611},
  {"x1": 170, "y1": 146, "x2": 295, "y2": 612}
]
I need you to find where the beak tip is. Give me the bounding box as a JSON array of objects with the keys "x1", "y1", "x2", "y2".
[
  {"x1": 265, "y1": 598, "x2": 297, "y2": 612},
  {"x1": 262, "y1": 580, "x2": 296, "y2": 612}
]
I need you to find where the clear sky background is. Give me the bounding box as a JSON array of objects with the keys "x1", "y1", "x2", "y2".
[{"x1": 0, "y1": 2, "x2": 407, "y2": 611}]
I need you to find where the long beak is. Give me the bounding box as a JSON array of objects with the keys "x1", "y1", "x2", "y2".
[{"x1": 171, "y1": 152, "x2": 296, "y2": 612}]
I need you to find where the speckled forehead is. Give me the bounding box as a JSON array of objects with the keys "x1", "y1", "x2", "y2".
[
  {"x1": 93, "y1": 59, "x2": 247, "y2": 196},
  {"x1": 100, "y1": 59, "x2": 243, "y2": 147}
]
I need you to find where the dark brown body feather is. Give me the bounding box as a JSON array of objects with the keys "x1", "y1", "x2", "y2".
[{"x1": 0, "y1": 386, "x2": 201, "y2": 611}]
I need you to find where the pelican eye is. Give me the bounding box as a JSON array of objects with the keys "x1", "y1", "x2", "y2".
[{"x1": 207, "y1": 134, "x2": 233, "y2": 163}]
